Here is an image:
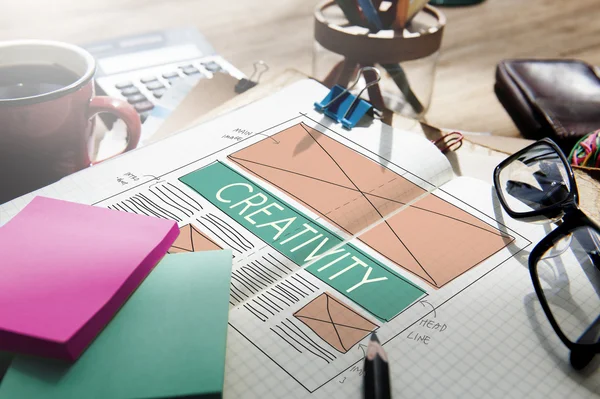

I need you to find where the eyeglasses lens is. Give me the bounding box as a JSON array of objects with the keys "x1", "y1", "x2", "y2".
[
  {"x1": 534, "y1": 226, "x2": 600, "y2": 344},
  {"x1": 498, "y1": 143, "x2": 571, "y2": 214}
]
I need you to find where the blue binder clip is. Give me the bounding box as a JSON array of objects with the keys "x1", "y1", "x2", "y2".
[{"x1": 314, "y1": 66, "x2": 382, "y2": 129}]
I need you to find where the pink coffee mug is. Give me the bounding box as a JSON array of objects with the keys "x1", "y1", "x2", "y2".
[{"x1": 0, "y1": 40, "x2": 141, "y2": 204}]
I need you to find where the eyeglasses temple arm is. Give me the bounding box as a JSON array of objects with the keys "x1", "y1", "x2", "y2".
[
  {"x1": 590, "y1": 251, "x2": 600, "y2": 271},
  {"x1": 570, "y1": 313, "x2": 600, "y2": 369}
]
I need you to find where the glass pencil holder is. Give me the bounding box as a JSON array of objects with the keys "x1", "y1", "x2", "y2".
[{"x1": 313, "y1": 1, "x2": 446, "y2": 120}]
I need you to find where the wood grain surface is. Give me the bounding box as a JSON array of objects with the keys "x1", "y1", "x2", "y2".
[
  {"x1": 1, "y1": 0, "x2": 599, "y2": 136},
  {"x1": 574, "y1": 168, "x2": 600, "y2": 225}
]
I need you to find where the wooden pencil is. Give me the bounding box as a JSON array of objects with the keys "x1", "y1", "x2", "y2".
[
  {"x1": 393, "y1": 0, "x2": 410, "y2": 30},
  {"x1": 363, "y1": 332, "x2": 391, "y2": 399}
]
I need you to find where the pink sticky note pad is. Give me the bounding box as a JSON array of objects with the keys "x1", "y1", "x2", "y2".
[{"x1": 0, "y1": 196, "x2": 178, "y2": 361}]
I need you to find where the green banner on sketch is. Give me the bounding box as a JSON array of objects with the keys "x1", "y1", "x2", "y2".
[{"x1": 180, "y1": 161, "x2": 425, "y2": 321}]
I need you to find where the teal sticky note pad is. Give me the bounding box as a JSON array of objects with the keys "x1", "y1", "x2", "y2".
[{"x1": 0, "y1": 250, "x2": 232, "y2": 399}]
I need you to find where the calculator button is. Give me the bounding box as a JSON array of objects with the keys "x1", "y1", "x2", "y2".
[
  {"x1": 203, "y1": 62, "x2": 221, "y2": 72},
  {"x1": 162, "y1": 71, "x2": 179, "y2": 79},
  {"x1": 134, "y1": 101, "x2": 154, "y2": 112},
  {"x1": 182, "y1": 66, "x2": 200, "y2": 75},
  {"x1": 140, "y1": 76, "x2": 158, "y2": 83},
  {"x1": 152, "y1": 88, "x2": 166, "y2": 99},
  {"x1": 126, "y1": 94, "x2": 147, "y2": 104},
  {"x1": 115, "y1": 81, "x2": 133, "y2": 89},
  {"x1": 145, "y1": 81, "x2": 165, "y2": 90},
  {"x1": 120, "y1": 86, "x2": 140, "y2": 96}
]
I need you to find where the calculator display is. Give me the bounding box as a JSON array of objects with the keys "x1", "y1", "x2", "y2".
[{"x1": 98, "y1": 44, "x2": 203, "y2": 75}]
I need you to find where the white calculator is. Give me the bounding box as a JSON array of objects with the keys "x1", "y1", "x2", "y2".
[{"x1": 84, "y1": 27, "x2": 245, "y2": 123}]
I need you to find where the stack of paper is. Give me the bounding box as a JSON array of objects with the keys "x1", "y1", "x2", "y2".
[
  {"x1": 0, "y1": 197, "x2": 179, "y2": 361},
  {"x1": 0, "y1": 250, "x2": 233, "y2": 398}
]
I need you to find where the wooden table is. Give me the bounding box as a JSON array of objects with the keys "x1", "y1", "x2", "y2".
[{"x1": 1, "y1": 0, "x2": 599, "y2": 136}]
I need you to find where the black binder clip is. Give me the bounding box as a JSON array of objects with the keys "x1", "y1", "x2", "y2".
[
  {"x1": 235, "y1": 60, "x2": 269, "y2": 93},
  {"x1": 314, "y1": 66, "x2": 382, "y2": 129}
]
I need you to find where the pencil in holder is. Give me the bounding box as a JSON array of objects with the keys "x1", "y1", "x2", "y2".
[{"x1": 313, "y1": 1, "x2": 446, "y2": 120}]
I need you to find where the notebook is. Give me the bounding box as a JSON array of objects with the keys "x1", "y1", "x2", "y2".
[
  {"x1": 0, "y1": 197, "x2": 178, "y2": 361},
  {"x1": 0, "y1": 79, "x2": 597, "y2": 398},
  {"x1": 0, "y1": 250, "x2": 233, "y2": 399}
]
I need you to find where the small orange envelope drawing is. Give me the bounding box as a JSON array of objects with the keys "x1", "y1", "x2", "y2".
[
  {"x1": 294, "y1": 293, "x2": 378, "y2": 353},
  {"x1": 168, "y1": 224, "x2": 222, "y2": 254}
]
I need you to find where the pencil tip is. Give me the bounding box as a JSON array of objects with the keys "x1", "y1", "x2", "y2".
[{"x1": 370, "y1": 332, "x2": 379, "y2": 343}]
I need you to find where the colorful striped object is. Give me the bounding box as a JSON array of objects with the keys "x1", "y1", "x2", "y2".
[{"x1": 570, "y1": 130, "x2": 600, "y2": 168}]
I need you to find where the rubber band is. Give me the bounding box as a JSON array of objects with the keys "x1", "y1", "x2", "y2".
[
  {"x1": 569, "y1": 129, "x2": 600, "y2": 168},
  {"x1": 432, "y1": 131, "x2": 463, "y2": 153}
]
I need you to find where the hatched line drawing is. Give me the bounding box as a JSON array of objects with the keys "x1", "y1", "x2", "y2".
[
  {"x1": 206, "y1": 213, "x2": 254, "y2": 249},
  {"x1": 228, "y1": 123, "x2": 514, "y2": 288},
  {"x1": 251, "y1": 298, "x2": 275, "y2": 317},
  {"x1": 256, "y1": 295, "x2": 280, "y2": 314},
  {"x1": 205, "y1": 213, "x2": 253, "y2": 250},
  {"x1": 270, "y1": 327, "x2": 302, "y2": 354},
  {"x1": 256, "y1": 256, "x2": 285, "y2": 280},
  {"x1": 232, "y1": 270, "x2": 262, "y2": 293},
  {"x1": 199, "y1": 216, "x2": 246, "y2": 253},
  {"x1": 283, "y1": 318, "x2": 337, "y2": 361},
  {"x1": 229, "y1": 289, "x2": 244, "y2": 304},
  {"x1": 150, "y1": 185, "x2": 194, "y2": 217},
  {"x1": 267, "y1": 290, "x2": 292, "y2": 307},
  {"x1": 247, "y1": 262, "x2": 276, "y2": 284},
  {"x1": 108, "y1": 182, "x2": 200, "y2": 222},
  {"x1": 127, "y1": 197, "x2": 165, "y2": 219},
  {"x1": 259, "y1": 293, "x2": 283, "y2": 311},
  {"x1": 196, "y1": 219, "x2": 243, "y2": 254},
  {"x1": 243, "y1": 264, "x2": 273, "y2": 286},
  {"x1": 291, "y1": 275, "x2": 316, "y2": 293},
  {"x1": 239, "y1": 268, "x2": 268, "y2": 290},
  {"x1": 277, "y1": 321, "x2": 332, "y2": 364},
  {"x1": 136, "y1": 193, "x2": 181, "y2": 221},
  {"x1": 164, "y1": 182, "x2": 204, "y2": 211},
  {"x1": 244, "y1": 303, "x2": 267, "y2": 322}
]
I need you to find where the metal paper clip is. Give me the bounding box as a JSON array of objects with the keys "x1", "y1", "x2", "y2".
[
  {"x1": 314, "y1": 67, "x2": 382, "y2": 129},
  {"x1": 235, "y1": 60, "x2": 269, "y2": 93}
]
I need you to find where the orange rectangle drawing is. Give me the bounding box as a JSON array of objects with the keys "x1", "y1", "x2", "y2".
[
  {"x1": 229, "y1": 123, "x2": 514, "y2": 288},
  {"x1": 294, "y1": 292, "x2": 378, "y2": 353},
  {"x1": 168, "y1": 223, "x2": 222, "y2": 254}
]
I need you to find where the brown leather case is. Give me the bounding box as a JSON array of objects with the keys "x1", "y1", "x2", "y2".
[{"x1": 495, "y1": 59, "x2": 600, "y2": 153}]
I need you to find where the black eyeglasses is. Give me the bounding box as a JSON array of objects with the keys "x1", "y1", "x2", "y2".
[{"x1": 493, "y1": 138, "x2": 600, "y2": 370}]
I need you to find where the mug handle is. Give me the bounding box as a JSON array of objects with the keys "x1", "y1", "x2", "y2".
[{"x1": 87, "y1": 96, "x2": 141, "y2": 165}]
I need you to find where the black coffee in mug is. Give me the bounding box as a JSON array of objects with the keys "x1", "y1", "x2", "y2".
[
  {"x1": 0, "y1": 40, "x2": 142, "y2": 205},
  {"x1": 0, "y1": 64, "x2": 79, "y2": 100}
]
